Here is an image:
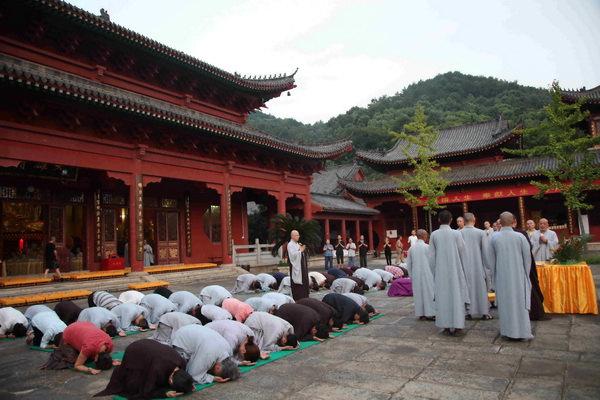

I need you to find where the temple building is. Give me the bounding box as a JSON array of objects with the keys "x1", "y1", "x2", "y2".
[
  {"x1": 0, "y1": 0, "x2": 351, "y2": 275},
  {"x1": 340, "y1": 114, "x2": 600, "y2": 250}
]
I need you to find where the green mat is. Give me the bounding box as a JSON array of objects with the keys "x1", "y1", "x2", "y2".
[
  {"x1": 70, "y1": 351, "x2": 124, "y2": 374},
  {"x1": 30, "y1": 345, "x2": 54, "y2": 352},
  {"x1": 110, "y1": 314, "x2": 383, "y2": 399}
]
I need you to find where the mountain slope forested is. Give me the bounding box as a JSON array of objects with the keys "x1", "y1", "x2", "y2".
[{"x1": 248, "y1": 71, "x2": 552, "y2": 165}]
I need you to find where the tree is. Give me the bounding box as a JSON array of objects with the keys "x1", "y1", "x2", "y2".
[
  {"x1": 267, "y1": 213, "x2": 322, "y2": 258},
  {"x1": 389, "y1": 107, "x2": 450, "y2": 230},
  {"x1": 504, "y1": 81, "x2": 600, "y2": 236}
]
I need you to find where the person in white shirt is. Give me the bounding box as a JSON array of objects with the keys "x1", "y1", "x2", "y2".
[
  {"x1": 407, "y1": 230, "x2": 418, "y2": 247},
  {"x1": 346, "y1": 238, "x2": 357, "y2": 268}
]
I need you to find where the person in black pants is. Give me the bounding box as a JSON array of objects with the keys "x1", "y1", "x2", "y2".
[
  {"x1": 334, "y1": 235, "x2": 345, "y2": 268},
  {"x1": 358, "y1": 235, "x2": 368, "y2": 268},
  {"x1": 383, "y1": 237, "x2": 393, "y2": 265}
]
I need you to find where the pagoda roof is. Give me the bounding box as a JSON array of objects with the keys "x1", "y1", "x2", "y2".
[
  {"x1": 25, "y1": 0, "x2": 296, "y2": 95},
  {"x1": 0, "y1": 54, "x2": 351, "y2": 159},
  {"x1": 341, "y1": 149, "x2": 600, "y2": 195},
  {"x1": 311, "y1": 164, "x2": 362, "y2": 195},
  {"x1": 312, "y1": 193, "x2": 380, "y2": 216},
  {"x1": 561, "y1": 84, "x2": 600, "y2": 103},
  {"x1": 356, "y1": 117, "x2": 517, "y2": 166}
]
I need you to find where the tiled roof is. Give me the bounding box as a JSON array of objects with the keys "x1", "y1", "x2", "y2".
[
  {"x1": 26, "y1": 0, "x2": 296, "y2": 94},
  {"x1": 312, "y1": 193, "x2": 380, "y2": 215},
  {"x1": 0, "y1": 54, "x2": 352, "y2": 159},
  {"x1": 311, "y1": 164, "x2": 362, "y2": 195},
  {"x1": 561, "y1": 85, "x2": 600, "y2": 103},
  {"x1": 356, "y1": 117, "x2": 517, "y2": 165},
  {"x1": 341, "y1": 149, "x2": 600, "y2": 194}
]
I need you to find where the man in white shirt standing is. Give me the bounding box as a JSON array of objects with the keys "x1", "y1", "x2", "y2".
[
  {"x1": 407, "y1": 230, "x2": 418, "y2": 248},
  {"x1": 530, "y1": 218, "x2": 559, "y2": 261}
]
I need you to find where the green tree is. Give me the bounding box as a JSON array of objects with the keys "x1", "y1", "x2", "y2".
[
  {"x1": 389, "y1": 107, "x2": 450, "y2": 230},
  {"x1": 504, "y1": 81, "x2": 600, "y2": 236},
  {"x1": 267, "y1": 213, "x2": 322, "y2": 257}
]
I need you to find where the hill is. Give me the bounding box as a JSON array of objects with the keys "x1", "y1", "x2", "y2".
[{"x1": 248, "y1": 71, "x2": 552, "y2": 161}]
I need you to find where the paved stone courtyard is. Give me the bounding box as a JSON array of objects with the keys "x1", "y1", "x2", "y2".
[{"x1": 1, "y1": 259, "x2": 599, "y2": 400}]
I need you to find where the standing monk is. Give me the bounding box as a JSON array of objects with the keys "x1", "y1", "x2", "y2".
[
  {"x1": 358, "y1": 235, "x2": 368, "y2": 268},
  {"x1": 460, "y1": 213, "x2": 493, "y2": 320},
  {"x1": 406, "y1": 229, "x2": 435, "y2": 321},
  {"x1": 334, "y1": 234, "x2": 345, "y2": 268},
  {"x1": 512, "y1": 215, "x2": 546, "y2": 321},
  {"x1": 530, "y1": 218, "x2": 559, "y2": 261},
  {"x1": 486, "y1": 212, "x2": 533, "y2": 340},
  {"x1": 429, "y1": 210, "x2": 470, "y2": 335},
  {"x1": 288, "y1": 230, "x2": 309, "y2": 301}
]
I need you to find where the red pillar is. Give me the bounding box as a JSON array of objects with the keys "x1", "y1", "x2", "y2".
[
  {"x1": 129, "y1": 174, "x2": 143, "y2": 272},
  {"x1": 278, "y1": 193, "x2": 286, "y2": 215},
  {"x1": 324, "y1": 218, "x2": 330, "y2": 240},
  {"x1": 341, "y1": 219, "x2": 347, "y2": 243},
  {"x1": 368, "y1": 219, "x2": 374, "y2": 250},
  {"x1": 355, "y1": 220, "x2": 360, "y2": 241},
  {"x1": 304, "y1": 177, "x2": 312, "y2": 220}
]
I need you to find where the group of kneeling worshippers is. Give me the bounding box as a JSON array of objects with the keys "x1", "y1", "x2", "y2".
[
  {"x1": 0, "y1": 254, "x2": 383, "y2": 399},
  {"x1": 0, "y1": 216, "x2": 545, "y2": 397}
]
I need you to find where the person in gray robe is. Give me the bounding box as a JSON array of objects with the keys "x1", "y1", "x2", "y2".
[
  {"x1": 406, "y1": 229, "x2": 435, "y2": 320},
  {"x1": 460, "y1": 213, "x2": 493, "y2": 320},
  {"x1": 245, "y1": 297, "x2": 276, "y2": 313},
  {"x1": 256, "y1": 273, "x2": 278, "y2": 291},
  {"x1": 140, "y1": 293, "x2": 177, "y2": 326},
  {"x1": 429, "y1": 210, "x2": 470, "y2": 335},
  {"x1": 24, "y1": 305, "x2": 53, "y2": 331},
  {"x1": 143, "y1": 240, "x2": 154, "y2": 267},
  {"x1": 331, "y1": 277, "x2": 360, "y2": 294},
  {"x1": 243, "y1": 312, "x2": 298, "y2": 353},
  {"x1": 261, "y1": 293, "x2": 294, "y2": 309},
  {"x1": 196, "y1": 305, "x2": 232, "y2": 324},
  {"x1": 277, "y1": 276, "x2": 292, "y2": 295},
  {"x1": 151, "y1": 311, "x2": 201, "y2": 345},
  {"x1": 169, "y1": 291, "x2": 203, "y2": 314},
  {"x1": 205, "y1": 320, "x2": 266, "y2": 364},
  {"x1": 287, "y1": 230, "x2": 309, "y2": 301},
  {"x1": 78, "y1": 307, "x2": 125, "y2": 336},
  {"x1": 231, "y1": 273, "x2": 259, "y2": 294},
  {"x1": 354, "y1": 268, "x2": 386, "y2": 289},
  {"x1": 530, "y1": 218, "x2": 559, "y2": 261},
  {"x1": 199, "y1": 285, "x2": 232, "y2": 306},
  {"x1": 486, "y1": 212, "x2": 533, "y2": 340},
  {"x1": 372, "y1": 269, "x2": 394, "y2": 283},
  {"x1": 111, "y1": 303, "x2": 150, "y2": 332},
  {"x1": 172, "y1": 324, "x2": 240, "y2": 384}
]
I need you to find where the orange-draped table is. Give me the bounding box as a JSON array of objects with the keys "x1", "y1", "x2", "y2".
[{"x1": 536, "y1": 262, "x2": 598, "y2": 314}]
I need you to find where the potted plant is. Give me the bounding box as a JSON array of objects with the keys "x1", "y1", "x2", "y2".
[{"x1": 551, "y1": 234, "x2": 592, "y2": 265}]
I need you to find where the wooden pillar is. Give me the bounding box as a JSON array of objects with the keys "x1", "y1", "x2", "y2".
[
  {"x1": 324, "y1": 218, "x2": 330, "y2": 240},
  {"x1": 341, "y1": 219, "x2": 347, "y2": 243},
  {"x1": 220, "y1": 185, "x2": 232, "y2": 264},
  {"x1": 368, "y1": 219, "x2": 374, "y2": 250},
  {"x1": 462, "y1": 202, "x2": 468, "y2": 214},
  {"x1": 304, "y1": 177, "x2": 312, "y2": 220},
  {"x1": 412, "y1": 207, "x2": 419, "y2": 231},
  {"x1": 278, "y1": 172, "x2": 287, "y2": 215},
  {"x1": 129, "y1": 174, "x2": 144, "y2": 272},
  {"x1": 355, "y1": 220, "x2": 360, "y2": 241},
  {"x1": 518, "y1": 196, "x2": 526, "y2": 230}
]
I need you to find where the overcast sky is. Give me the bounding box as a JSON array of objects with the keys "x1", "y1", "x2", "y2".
[{"x1": 71, "y1": 0, "x2": 600, "y2": 124}]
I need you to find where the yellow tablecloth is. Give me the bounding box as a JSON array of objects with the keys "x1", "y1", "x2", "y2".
[{"x1": 537, "y1": 262, "x2": 598, "y2": 314}]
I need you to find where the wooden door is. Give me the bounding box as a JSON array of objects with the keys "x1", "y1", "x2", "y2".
[
  {"x1": 102, "y1": 208, "x2": 117, "y2": 258},
  {"x1": 157, "y1": 211, "x2": 180, "y2": 265}
]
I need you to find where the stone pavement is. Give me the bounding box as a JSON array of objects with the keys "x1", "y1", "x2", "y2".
[{"x1": 1, "y1": 259, "x2": 599, "y2": 400}]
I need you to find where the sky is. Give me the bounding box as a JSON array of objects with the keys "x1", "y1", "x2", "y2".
[{"x1": 70, "y1": 0, "x2": 600, "y2": 124}]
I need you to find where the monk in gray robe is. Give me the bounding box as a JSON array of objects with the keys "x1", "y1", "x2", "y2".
[
  {"x1": 244, "y1": 311, "x2": 298, "y2": 353},
  {"x1": 245, "y1": 297, "x2": 276, "y2": 313},
  {"x1": 262, "y1": 293, "x2": 294, "y2": 309},
  {"x1": 111, "y1": 303, "x2": 150, "y2": 332},
  {"x1": 140, "y1": 294, "x2": 177, "y2": 326},
  {"x1": 460, "y1": 213, "x2": 492, "y2": 320},
  {"x1": 277, "y1": 276, "x2": 292, "y2": 295},
  {"x1": 530, "y1": 218, "x2": 559, "y2": 261},
  {"x1": 372, "y1": 269, "x2": 394, "y2": 283},
  {"x1": 406, "y1": 229, "x2": 435, "y2": 321},
  {"x1": 354, "y1": 268, "x2": 386, "y2": 289},
  {"x1": 429, "y1": 210, "x2": 470, "y2": 335},
  {"x1": 486, "y1": 212, "x2": 533, "y2": 340},
  {"x1": 205, "y1": 320, "x2": 266, "y2": 364},
  {"x1": 78, "y1": 307, "x2": 126, "y2": 337},
  {"x1": 256, "y1": 273, "x2": 278, "y2": 291},
  {"x1": 152, "y1": 311, "x2": 201, "y2": 345},
  {"x1": 172, "y1": 325, "x2": 240, "y2": 384},
  {"x1": 287, "y1": 230, "x2": 309, "y2": 301},
  {"x1": 169, "y1": 291, "x2": 203, "y2": 314},
  {"x1": 199, "y1": 285, "x2": 232, "y2": 306},
  {"x1": 331, "y1": 277, "x2": 361, "y2": 294},
  {"x1": 231, "y1": 273, "x2": 259, "y2": 294}
]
